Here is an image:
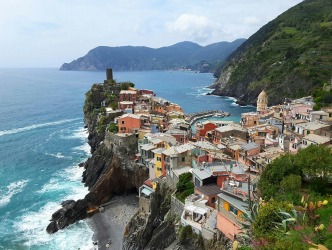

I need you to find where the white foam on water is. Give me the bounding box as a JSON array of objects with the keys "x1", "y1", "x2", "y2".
[
  {"x1": 73, "y1": 142, "x2": 91, "y2": 157},
  {"x1": 14, "y1": 201, "x2": 94, "y2": 250},
  {"x1": 0, "y1": 180, "x2": 29, "y2": 207},
  {"x1": 0, "y1": 118, "x2": 81, "y2": 137},
  {"x1": 16, "y1": 163, "x2": 92, "y2": 249},
  {"x1": 45, "y1": 152, "x2": 67, "y2": 159}
]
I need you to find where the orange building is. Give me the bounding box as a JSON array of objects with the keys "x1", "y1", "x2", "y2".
[{"x1": 118, "y1": 114, "x2": 141, "y2": 133}]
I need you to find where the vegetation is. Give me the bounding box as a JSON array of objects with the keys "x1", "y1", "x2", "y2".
[
  {"x1": 120, "y1": 81, "x2": 135, "y2": 90},
  {"x1": 214, "y1": 0, "x2": 332, "y2": 105},
  {"x1": 176, "y1": 172, "x2": 194, "y2": 202},
  {"x1": 258, "y1": 145, "x2": 332, "y2": 200},
  {"x1": 107, "y1": 123, "x2": 118, "y2": 133},
  {"x1": 237, "y1": 144, "x2": 332, "y2": 249},
  {"x1": 313, "y1": 87, "x2": 332, "y2": 110}
]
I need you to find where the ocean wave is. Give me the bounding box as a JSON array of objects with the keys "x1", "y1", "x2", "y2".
[
  {"x1": 14, "y1": 201, "x2": 94, "y2": 249},
  {"x1": 0, "y1": 118, "x2": 81, "y2": 137},
  {"x1": 0, "y1": 180, "x2": 29, "y2": 207},
  {"x1": 45, "y1": 152, "x2": 67, "y2": 159},
  {"x1": 72, "y1": 142, "x2": 91, "y2": 157},
  {"x1": 64, "y1": 127, "x2": 88, "y2": 140}
]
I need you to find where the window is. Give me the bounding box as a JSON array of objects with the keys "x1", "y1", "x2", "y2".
[
  {"x1": 157, "y1": 157, "x2": 161, "y2": 162},
  {"x1": 229, "y1": 205, "x2": 238, "y2": 215},
  {"x1": 121, "y1": 121, "x2": 125, "y2": 124},
  {"x1": 182, "y1": 157, "x2": 185, "y2": 162}
]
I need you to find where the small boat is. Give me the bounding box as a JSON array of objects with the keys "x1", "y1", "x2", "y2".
[{"x1": 213, "y1": 113, "x2": 224, "y2": 117}]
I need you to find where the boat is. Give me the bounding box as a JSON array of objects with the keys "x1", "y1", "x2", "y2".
[{"x1": 213, "y1": 113, "x2": 224, "y2": 117}]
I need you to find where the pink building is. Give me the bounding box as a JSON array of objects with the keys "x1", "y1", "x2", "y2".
[{"x1": 118, "y1": 114, "x2": 141, "y2": 133}]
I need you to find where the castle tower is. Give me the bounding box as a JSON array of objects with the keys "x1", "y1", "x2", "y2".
[
  {"x1": 106, "y1": 68, "x2": 113, "y2": 81},
  {"x1": 257, "y1": 90, "x2": 268, "y2": 114}
]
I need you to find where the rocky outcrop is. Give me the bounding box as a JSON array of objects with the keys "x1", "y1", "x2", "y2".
[
  {"x1": 46, "y1": 95, "x2": 148, "y2": 234},
  {"x1": 123, "y1": 184, "x2": 176, "y2": 250}
]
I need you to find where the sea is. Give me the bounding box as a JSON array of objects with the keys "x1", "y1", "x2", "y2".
[{"x1": 0, "y1": 68, "x2": 254, "y2": 250}]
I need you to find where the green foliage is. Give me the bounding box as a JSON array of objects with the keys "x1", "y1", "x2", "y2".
[
  {"x1": 176, "y1": 173, "x2": 194, "y2": 202},
  {"x1": 297, "y1": 144, "x2": 332, "y2": 180},
  {"x1": 107, "y1": 123, "x2": 118, "y2": 133},
  {"x1": 178, "y1": 225, "x2": 193, "y2": 244},
  {"x1": 280, "y1": 174, "x2": 302, "y2": 193},
  {"x1": 110, "y1": 101, "x2": 118, "y2": 110},
  {"x1": 259, "y1": 145, "x2": 332, "y2": 201},
  {"x1": 258, "y1": 153, "x2": 301, "y2": 199},
  {"x1": 83, "y1": 83, "x2": 105, "y2": 117},
  {"x1": 214, "y1": 0, "x2": 332, "y2": 104},
  {"x1": 120, "y1": 81, "x2": 135, "y2": 90},
  {"x1": 253, "y1": 200, "x2": 293, "y2": 238},
  {"x1": 96, "y1": 115, "x2": 107, "y2": 135}
]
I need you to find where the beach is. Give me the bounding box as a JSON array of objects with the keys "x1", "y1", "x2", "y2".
[{"x1": 88, "y1": 194, "x2": 139, "y2": 250}]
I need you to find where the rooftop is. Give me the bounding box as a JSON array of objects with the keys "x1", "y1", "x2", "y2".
[
  {"x1": 119, "y1": 113, "x2": 141, "y2": 120},
  {"x1": 218, "y1": 192, "x2": 247, "y2": 212},
  {"x1": 298, "y1": 121, "x2": 330, "y2": 130},
  {"x1": 241, "y1": 142, "x2": 260, "y2": 151},
  {"x1": 303, "y1": 134, "x2": 331, "y2": 144},
  {"x1": 196, "y1": 184, "x2": 222, "y2": 196}
]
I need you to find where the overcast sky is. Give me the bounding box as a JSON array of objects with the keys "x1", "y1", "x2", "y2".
[{"x1": 0, "y1": 0, "x2": 303, "y2": 68}]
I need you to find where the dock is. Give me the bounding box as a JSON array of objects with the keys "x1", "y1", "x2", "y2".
[{"x1": 185, "y1": 110, "x2": 230, "y2": 125}]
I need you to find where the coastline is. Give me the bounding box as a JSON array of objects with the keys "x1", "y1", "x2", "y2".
[{"x1": 87, "y1": 194, "x2": 139, "y2": 250}]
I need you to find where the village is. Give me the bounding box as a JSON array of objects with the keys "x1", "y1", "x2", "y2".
[{"x1": 96, "y1": 69, "x2": 332, "y2": 242}]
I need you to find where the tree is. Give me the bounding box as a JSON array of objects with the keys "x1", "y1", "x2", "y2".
[
  {"x1": 258, "y1": 153, "x2": 302, "y2": 199},
  {"x1": 296, "y1": 145, "x2": 332, "y2": 179}
]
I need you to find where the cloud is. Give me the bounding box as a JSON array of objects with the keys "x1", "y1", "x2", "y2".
[
  {"x1": 166, "y1": 14, "x2": 220, "y2": 43},
  {"x1": 244, "y1": 16, "x2": 260, "y2": 26}
]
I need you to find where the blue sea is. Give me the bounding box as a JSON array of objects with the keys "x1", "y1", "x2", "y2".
[{"x1": 0, "y1": 68, "x2": 254, "y2": 249}]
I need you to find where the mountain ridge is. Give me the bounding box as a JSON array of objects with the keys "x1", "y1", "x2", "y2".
[
  {"x1": 60, "y1": 39, "x2": 246, "y2": 72},
  {"x1": 212, "y1": 0, "x2": 332, "y2": 105}
]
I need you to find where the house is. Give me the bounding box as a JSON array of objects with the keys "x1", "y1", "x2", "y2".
[
  {"x1": 195, "y1": 121, "x2": 218, "y2": 140},
  {"x1": 302, "y1": 134, "x2": 331, "y2": 148},
  {"x1": 118, "y1": 114, "x2": 142, "y2": 133},
  {"x1": 310, "y1": 111, "x2": 329, "y2": 122},
  {"x1": 241, "y1": 112, "x2": 259, "y2": 128},
  {"x1": 238, "y1": 142, "x2": 261, "y2": 168},
  {"x1": 294, "y1": 121, "x2": 330, "y2": 137},
  {"x1": 212, "y1": 124, "x2": 248, "y2": 145},
  {"x1": 119, "y1": 90, "x2": 137, "y2": 102},
  {"x1": 181, "y1": 194, "x2": 217, "y2": 240}
]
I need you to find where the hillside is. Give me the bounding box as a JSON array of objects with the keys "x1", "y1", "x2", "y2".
[
  {"x1": 60, "y1": 39, "x2": 245, "y2": 72},
  {"x1": 212, "y1": 0, "x2": 332, "y2": 105}
]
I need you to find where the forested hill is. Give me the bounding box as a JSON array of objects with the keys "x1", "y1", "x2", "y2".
[
  {"x1": 60, "y1": 39, "x2": 245, "y2": 72},
  {"x1": 212, "y1": 0, "x2": 332, "y2": 105}
]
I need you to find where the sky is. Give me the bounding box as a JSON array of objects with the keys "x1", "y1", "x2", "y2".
[{"x1": 0, "y1": 0, "x2": 303, "y2": 68}]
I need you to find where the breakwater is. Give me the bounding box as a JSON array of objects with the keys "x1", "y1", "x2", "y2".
[{"x1": 185, "y1": 110, "x2": 230, "y2": 125}]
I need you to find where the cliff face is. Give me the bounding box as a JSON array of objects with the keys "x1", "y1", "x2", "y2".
[
  {"x1": 212, "y1": 0, "x2": 332, "y2": 106},
  {"x1": 122, "y1": 184, "x2": 176, "y2": 250},
  {"x1": 46, "y1": 88, "x2": 148, "y2": 234}
]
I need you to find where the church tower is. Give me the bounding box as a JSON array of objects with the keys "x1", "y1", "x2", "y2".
[{"x1": 257, "y1": 90, "x2": 268, "y2": 114}]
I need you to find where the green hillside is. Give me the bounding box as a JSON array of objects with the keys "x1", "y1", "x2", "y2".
[{"x1": 212, "y1": 0, "x2": 332, "y2": 105}]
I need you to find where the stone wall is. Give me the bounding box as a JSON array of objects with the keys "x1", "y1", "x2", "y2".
[
  {"x1": 170, "y1": 192, "x2": 184, "y2": 217},
  {"x1": 139, "y1": 196, "x2": 151, "y2": 214},
  {"x1": 105, "y1": 131, "x2": 138, "y2": 152}
]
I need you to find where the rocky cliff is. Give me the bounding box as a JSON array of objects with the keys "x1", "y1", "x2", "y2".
[
  {"x1": 212, "y1": 0, "x2": 332, "y2": 106},
  {"x1": 123, "y1": 184, "x2": 177, "y2": 250},
  {"x1": 46, "y1": 85, "x2": 148, "y2": 234}
]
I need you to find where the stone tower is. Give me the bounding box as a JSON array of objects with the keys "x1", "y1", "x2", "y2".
[{"x1": 257, "y1": 90, "x2": 268, "y2": 114}]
